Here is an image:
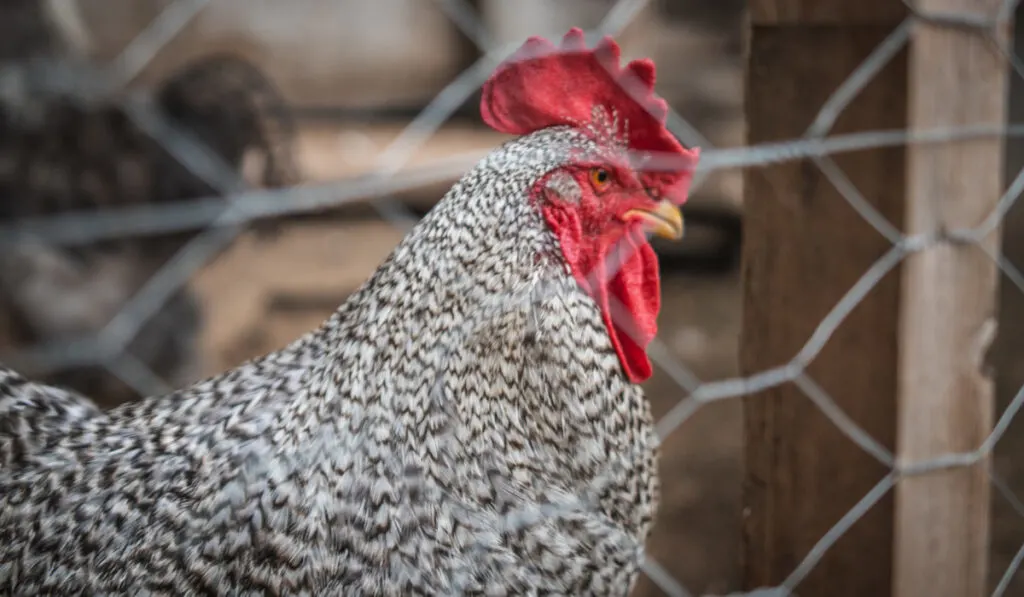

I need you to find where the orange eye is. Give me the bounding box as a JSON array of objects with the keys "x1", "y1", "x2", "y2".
[{"x1": 589, "y1": 168, "x2": 611, "y2": 191}]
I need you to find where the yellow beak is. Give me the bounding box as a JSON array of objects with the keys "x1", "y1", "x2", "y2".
[{"x1": 623, "y1": 199, "x2": 684, "y2": 241}]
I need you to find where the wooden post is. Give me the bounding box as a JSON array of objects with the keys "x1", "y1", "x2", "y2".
[
  {"x1": 740, "y1": 3, "x2": 908, "y2": 595},
  {"x1": 989, "y1": 6, "x2": 1024, "y2": 596},
  {"x1": 742, "y1": 1, "x2": 1007, "y2": 596},
  {"x1": 892, "y1": 1, "x2": 1007, "y2": 596}
]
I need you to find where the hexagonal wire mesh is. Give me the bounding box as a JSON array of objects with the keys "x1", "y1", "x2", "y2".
[{"x1": 2, "y1": 0, "x2": 1024, "y2": 595}]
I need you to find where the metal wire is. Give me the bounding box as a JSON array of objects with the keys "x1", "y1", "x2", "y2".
[{"x1": 3, "y1": 0, "x2": 1024, "y2": 595}]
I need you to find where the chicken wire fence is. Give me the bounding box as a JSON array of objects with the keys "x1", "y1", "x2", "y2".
[{"x1": 0, "y1": 0, "x2": 1022, "y2": 595}]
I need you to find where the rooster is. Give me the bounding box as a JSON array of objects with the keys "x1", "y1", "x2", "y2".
[{"x1": 0, "y1": 28, "x2": 699, "y2": 595}]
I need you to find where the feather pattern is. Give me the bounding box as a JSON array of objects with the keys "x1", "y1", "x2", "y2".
[{"x1": 0, "y1": 127, "x2": 660, "y2": 595}]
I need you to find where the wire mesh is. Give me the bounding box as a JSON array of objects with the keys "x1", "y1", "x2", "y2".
[{"x1": 1, "y1": 0, "x2": 1023, "y2": 595}]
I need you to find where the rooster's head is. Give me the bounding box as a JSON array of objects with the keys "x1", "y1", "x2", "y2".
[{"x1": 480, "y1": 27, "x2": 701, "y2": 383}]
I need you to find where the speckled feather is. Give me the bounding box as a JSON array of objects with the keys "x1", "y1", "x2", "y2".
[{"x1": 0, "y1": 126, "x2": 660, "y2": 595}]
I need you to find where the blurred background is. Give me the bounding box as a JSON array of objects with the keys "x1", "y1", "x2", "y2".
[{"x1": 4, "y1": 1, "x2": 1024, "y2": 595}]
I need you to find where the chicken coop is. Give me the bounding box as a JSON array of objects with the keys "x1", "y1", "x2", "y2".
[{"x1": 0, "y1": 0, "x2": 1023, "y2": 595}]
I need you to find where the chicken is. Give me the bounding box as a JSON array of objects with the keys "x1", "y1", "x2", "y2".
[
  {"x1": 0, "y1": 52, "x2": 299, "y2": 408},
  {"x1": 0, "y1": 28, "x2": 699, "y2": 595}
]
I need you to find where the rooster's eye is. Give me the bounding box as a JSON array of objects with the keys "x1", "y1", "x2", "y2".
[{"x1": 589, "y1": 168, "x2": 611, "y2": 191}]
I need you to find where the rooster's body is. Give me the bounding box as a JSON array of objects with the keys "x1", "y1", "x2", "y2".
[{"x1": 0, "y1": 29, "x2": 698, "y2": 595}]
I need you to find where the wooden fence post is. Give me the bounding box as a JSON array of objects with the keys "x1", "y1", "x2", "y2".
[
  {"x1": 741, "y1": 1, "x2": 1008, "y2": 595},
  {"x1": 990, "y1": 4, "x2": 1024, "y2": 595},
  {"x1": 740, "y1": 2, "x2": 907, "y2": 596},
  {"x1": 892, "y1": 1, "x2": 1007, "y2": 596}
]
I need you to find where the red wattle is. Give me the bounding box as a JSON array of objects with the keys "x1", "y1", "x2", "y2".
[
  {"x1": 544, "y1": 203, "x2": 660, "y2": 384},
  {"x1": 590, "y1": 229, "x2": 659, "y2": 383}
]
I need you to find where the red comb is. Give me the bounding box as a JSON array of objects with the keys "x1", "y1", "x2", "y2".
[{"x1": 480, "y1": 27, "x2": 700, "y2": 205}]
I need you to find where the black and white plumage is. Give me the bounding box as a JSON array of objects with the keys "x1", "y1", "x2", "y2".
[{"x1": 0, "y1": 29, "x2": 699, "y2": 595}]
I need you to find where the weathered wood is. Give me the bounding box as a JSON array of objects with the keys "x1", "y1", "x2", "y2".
[
  {"x1": 989, "y1": 7, "x2": 1024, "y2": 597},
  {"x1": 892, "y1": 0, "x2": 1007, "y2": 595},
  {"x1": 740, "y1": 20, "x2": 908, "y2": 597},
  {"x1": 744, "y1": 0, "x2": 1007, "y2": 594}
]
